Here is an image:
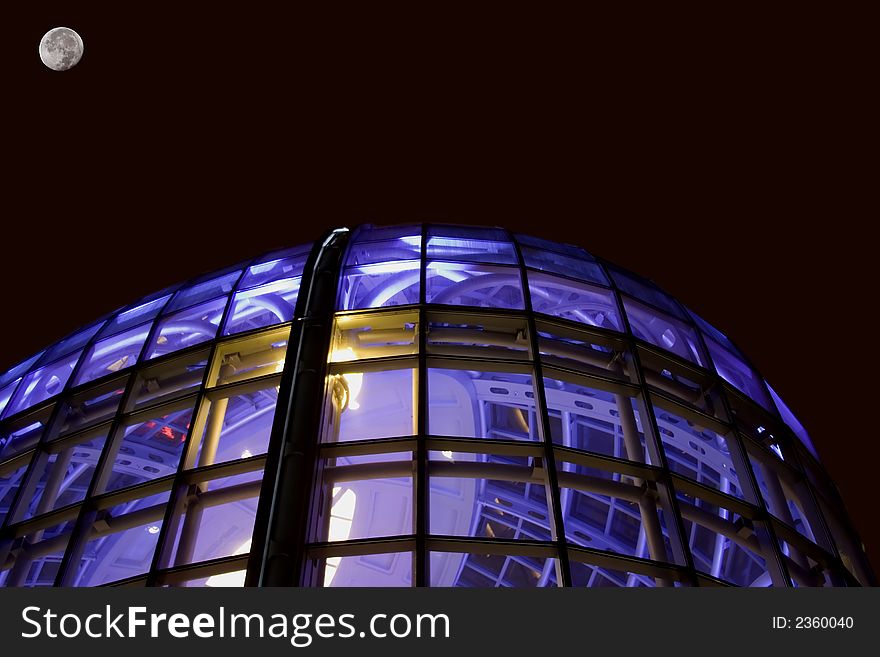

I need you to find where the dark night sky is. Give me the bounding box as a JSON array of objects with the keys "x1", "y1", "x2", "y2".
[{"x1": 3, "y1": 4, "x2": 876, "y2": 573}]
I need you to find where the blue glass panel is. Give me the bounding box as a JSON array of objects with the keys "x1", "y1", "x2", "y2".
[
  {"x1": 5, "y1": 351, "x2": 82, "y2": 417},
  {"x1": 688, "y1": 308, "x2": 745, "y2": 359},
  {"x1": 224, "y1": 278, "x2": 299, "y2": 335},
  {"x1": 521, "y1": 247, "x2": 608, "y2": 285},
  {"x1": 623, "y1": 297, "x2": 706, "y2": 367},
  {"x1": 652, "y1": 404, "x2": 746, "y2": 501},
  {"x1": 431, "y1": 552, "x2": 558, "y2": 587},
  {"x1": 37, "y1": 322, "x2": 103, "y2": 366},
  {"x1": 0, "y1": 412, "x2": 50, "y2": 462},
  {"x1": 429, "y1": 369, "x2": 537, "y2": 440},
  {"x1": 0, "y1": 380, "x2": 21, "y2": 419},
  {"x1": 338, "y1": 261, "x2": 421, "y2": 310},
  {"x1": 703, "y1": 336, "x2": 772, "y2": 410},
  {"x1": 323, "y1": 552, "x2": 412, "y2": 587},
  {"x1": 351, "y1": 224, "x2": 421, "y2": 242},
  {"x1": 1, "y1": 457, "x2": 32, "y2": 525},
  {"x1": 74, "y1": 324, "x2": 151, "y2": 386},
  {"x1": 0, "y1": 352, "x2": 44, "y2": 389},
  {"x1": 147, "y1": 296, "x2": 227, "y2": 360},
  {"x1": 324, "y1": 368, "x2": 416, "y2": 442},
  {"x1": 527, "y1": 271, "x2": 620, "y2": 329},
  {"x1": 570, "y1": 561, "x2": 658, "y2": 587},
  {"x1": 346, "y1": 237, "x2": 421, "y2": 266},
  {"x1": 238, "y1": 244, "x2": 311, "y2": 289},
  {"x1": 610, "y1": 268, "x2": 686, "y2": 320},
  {"x1": 767, "y1": 383, "x2": 818, "y2": 459},
  {"x1": 165, "y1": 270, "x2": 240, "y2": 314},
  {"x1": 98, "y1": 292, "x2": 172, "y2": 339},
  {"x1": 426, "y1": 261, "x2": 524, "y2": 309},
  {"x1": 427, "y1": 225, "x2": 510, "y2": 242},
  {"x1": 426, "y1": 236, "x2": 517, "y2": 264}
]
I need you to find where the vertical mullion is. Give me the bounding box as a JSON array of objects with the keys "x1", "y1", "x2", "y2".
[
  {"x1": 414, "y1": 223, "x2": 429, "y2": 587},
  {"x1": 509, "y1": 233, "x2": 572, "y2": 588}
]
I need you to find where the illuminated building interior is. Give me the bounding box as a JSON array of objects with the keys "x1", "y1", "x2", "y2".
[{"x1": 0, "y1": 226, "x2": 873, "y2": 587}]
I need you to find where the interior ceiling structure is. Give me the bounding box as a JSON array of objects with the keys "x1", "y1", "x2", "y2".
[{"x1": 0, "y1": 224, "x2": 873, "y2": 588}]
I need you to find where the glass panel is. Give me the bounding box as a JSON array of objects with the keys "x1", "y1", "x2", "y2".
[
  {"x1": 319, "y1": 552, "x2": 412, "y2": 587},
  {"x1": 688, "y1": 309, "x2": 743, "y2": 358},
  {"x1": 350, "y1": 224, "x2": 421, "y2": 242},
  {"x1": 38, "y1": 322, "x2": 103, "y2": 366},
  {"x1": 206, "y1": 327, "x2": 289, "y2": 387},
  {"x1": 521, "y1": 247, "x2": 608, "y2": 285},
  {"x1": 748, "y1": 450, "x2": 822, "y2": 545},
  {"x1": 427, "y1": 316, "x2": 529, "y2": 360},
  {"x1": 21, "y1": 431, "x2": 108, "y2": 519},
  {"x1": 0, "y1": 520, "x2": 74, "y2": 587},
  {"x1": 98, "y1": 292, "x2": 172, "y2": 339},
  {"x1": 676, "y1": 491, "x2": 772, "y2": 586},
  {"x1": 544, "y1": 377, "x2": 651, "y2": 463},
  {"x1": 428, "y1": 369, "x2": 538, "y2": 441},
  {"x1": 766, "y1": 383, "x2": 818, "y2": 459},
  {"x1": 224, "y1": 278, "x2": 299, "y2": 335},
  {"x1": 6, "y1": 351, "x2": 82, "y2": 416},
  {"x1": 74, "y1": 324, "x2": 151, "y2": 386},
  {"x1": 704, "y1": 336, "x2": 772, "y2": 410},
  {"x1": 147, "y1": 297, "x2": 226, "y2": 360},
  {"x1": 0, "y1": 409, "x2": 52, "y2": 462},
  {"x1": 623, "y1": 297, "x2": 705, "y2": 367},
  {"x1": 653, "y1": 404, "x2": 747, "y2": 501},
  {"x1": 165, "y1": 270, "x2": 240, "y2": 313},
  {"x1": 129, "y1": 349, "x2": 209, "y2": 411},
  {"x1": 56, "y1": 379, "x2": 126, "y2": 437},
  {"x1": 187, "y1": 385, "x2": 278, "y2": 469},
  {"x1": 430, "y1": 451, "x2": 552, "y2": 541},
  {"x1": 431, "y1": 552, "x2": 558, "y2": 587},
  {"x1": 0, "y1": 379, "x2": 20, "y2": 419},
  {"x1": 74, "y1": 490, "x2": 170, "y2": 586},
  {"x1": 426, "y1": 261, "x2": 524, "y2": 309},
  {"x1": 527, "y1": 271, "x2": 620, "y2": 329},
  {"x1": 331, "y1": 312, "x2": 418, "y2": 362},
  {"x1": 101, "y1": 404, "x2": 195, "y2": 493},
  {"x1": 538, "y1": 330, "x2": 630, "y2": 380},
  {"x1": 609, "y1": 269, "x2": 685, "y2": 319},
  {"x1": 426, "y1": 236, "x2": 517, "y2": 264},
  {"x1": 324, "y1": 367, "x2": 416, "y2": 443},
  {"x1": 164, "y1": 470, "x2": 262, "y2": 567},
  {"x1": 346, "y1": 237, "x2": 421, "y2": 266},
  {"x1": 238, "y1": 244, "x2": 311, "y2": 289},
  {"x1": 0, "y1": 351, "x2": 44, "y2": 389},
  {"x1": 570, "y1": 561, "x2": 660, "y2": 587},
  {"x1": 338, "y1": 261, "x2": 421, "y2": 311},
  {"x1": 1, "y1": 456, "x2": 33, "y2": 525}
]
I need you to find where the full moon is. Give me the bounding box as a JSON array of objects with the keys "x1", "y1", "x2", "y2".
[{"x1": 39, "y1": 27, "x2": 84, "y2": 71}]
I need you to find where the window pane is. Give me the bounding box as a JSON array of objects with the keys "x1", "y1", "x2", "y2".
[
  {"x1": 426, "y1": 262, "x2": 524, "y2": 309},
  {"x1": 331, "y1": 312, "x2": 418, "y2": 362},
  {"x1": 1, "y1": 456, "x2": 32, "y2": 525},
  {"x1": 206, "y1": 327, "x2": 289, "y2": 387},
  {"x1": 429, "y1": 369, "x2": 538, "y2": 441},
  {"x1": 129, "y1": 350, "x2": 208, "y2": 411},
  {"x1": 318, "y1": 552, "x2": 412, "y2": 587},
  {"x1": 98, "y1": 292, "x2": 172, "y2": 339},
  {"x1": 426, "y1": 236, "x2": 517, "y2": 264},
  {"x1": 38, "y1": 323, "x2": 103, "y2": 366},
  {"x1": 347, "y1": 237, "x2": 421, "y2": 266},
  {"x1": 238, "y1": 244, "x2": 311, "y2": 289},
  {"x1": 527, "y1": 271, "x2": 620, "y2": 329},
  {"x1": 6, "y1": 351, "x2": 82, "y2": 416},
  {"x1": 224, "y1": 279, "x2": 299, "y2": 335},
  {"x1": 165, "y1": 270, "x2": 240, "y2": 313},
  {"x1": 610, "y1": 269, "x2": 685, "y2": 319},
  {"x1": 56, "y1": 379, "x2": 126, "y2": 437},
  {"x1": 570, "y1": 561, "x2": 661, "y2": 587},
  {"x1": 0, "y1": 380, "x2": 20, "y2": 419},
  {"x1": 324, "y1": 367, "x2": 416, "y2": 443},
  {"x1": 623, "y1": 297, "x2": 705, "y2": 367},
  {"x1": 431, "y1": 552, "x2": 558, "y2": 587},
  {"x1": 147, "y1": 297, "x2": 226, "y2": 360},
  {"x1": 0, "y1": 352, "x2": 44, "y2": 389},
  {"x1": 427, "y1": 315, "x2": 529, "y2": 360},
  {"x1": 521, "y1": 247, "x2": 607, "y2": 285},
  {"x1": 74, "y1": 324, "x2": 151, "y2": 386},
  {"x1": 0, "y1": 520, "x2": 74, "y2": 587},
  {"x1": 0, "y1": 409, "x2": 52, "y2": 462},
  {"x1": 338, "y1": 261, "x2": 421, "y2": 310},
  {"x1": 767, "y1": 383, "x2": 818, "y2": 459},
  {"x1": 704, "y1": 336, "x2": 772, "y2": 410}
]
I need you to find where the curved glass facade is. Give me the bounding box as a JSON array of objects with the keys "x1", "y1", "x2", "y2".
[{"x1": 0, "y1": 225, "x2": 873, "y2": 588}]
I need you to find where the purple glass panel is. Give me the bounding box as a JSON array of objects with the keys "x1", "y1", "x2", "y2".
[
  {"x1": 688, "y1": 308, "x2": 745, "y2": 359},
  {"x1": 543, "y1": 377, "x2": 650, "y2": 463},
  {"x1": 98, "y1": 292, "x2": 172, "y2": 339},
  {"x1": 6, "y1": 351, "x2": 82, "y2": 417},
  {"x1": 347, "y1": 237, "x2": 421, "y2": 266},
  {"x1": 0, "y1": 521, "x2": 74, "y2": 587},
  {"x1": 431, "y1": 552, "x2": 558, "y2": 587},
  {"x1": 0, "y1": 352, "x2": 44, "y2": 389},
  {"x1": 748, "y1": 453, "x2": 818, "y2": 543},
  {"x1": 429, "y1": 369, "x2": 538, "y2": 441},
  {"x1": 610, "y1": 268, "x2": 686, "y2": 319},
  {"x1": 426, "y1": 236, "x2": 517, "y2": 265},
  {"x1": 22, "y1": 431, "x2": 108, "y2": 519},
  {"x1": 224, "y1": 278, "x2": 299, "y2": 335},
  {"x1": 165, "y1": 270, "x2": 240, "y2": 314},
  {"x1": 74, "y1": 324, "x2": 151, "y2": 386},
  {"x1": 0, "y1": 380, "x2": 20, "y2": 419},
  {"x1": 326, "y1": 368, "x2": 416, "y2": 442},
  {"x1": 147, "y1": 296, "x2": 226, "y2": 360},
  {"x1": 102, "y1": 405, "x2": 195, "y2": 493},
  {"x1": 76, "y1": 491, "x2": 170, "y2": 586},
  {"x1": 351, "y1": 224, "x2": 421, "y2": 242},
  {"x1": 237, "y1": 244, "x2": 311, "y2": 289},
  {"x1": 338, "y1": 261, "x2": 421, "y2": 310},
  {"x1": 623, "y1": 297, "x2": 706, "y2": 367},
  {"x1": 426, "y1": 261, "x2": 524, "y2": 309},
  {"x1": 570, "y1": 561, "x2": 659, "y2": 587},
  {"x1": 0, "y1": 413, "x2": 49, "y2": 462},
  {"x1": 703, "y1": 336, "x2": 772, "y2": 410},
  {"x1": 37, "y1": 322, "x2": 103, "y2": 366},
  {"x1": 322, "y1": 552, "x2": 412, "y2": 587},
  {"x1": 324, "y1": 476, "x2": 412, "y2": 542},
  {"x1": 767, "y1": 383, "x2": 818, "y2": 459},
  {"x1": 1, "y1": 458, "x2": 32, "y2": 525},
  {"x1": 430, "y1": 452, "x2": 552, "y2": 541},
  {"x1": 521, "y1": 247, "x2": 608, "y2": 286},
  {"x1": 652, "y1": 404, "x2": 745, "y2": 501},
  {"x1": 189, "y1": 388, "x2": 278, "y2": 468},
  {"x1": 528, "y1": 271, "x2": 620, "y2": 329},
  {"x1": 129, "y1": 350, "x2": 208, "y2": 411},
  {"x1": 56, "y1": 383, "x2": 126, "y2": 437}
]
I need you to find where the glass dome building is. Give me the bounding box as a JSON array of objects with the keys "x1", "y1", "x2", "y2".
[{"x1": 0, "y1": 224, "x2": 873, "y2": 588}]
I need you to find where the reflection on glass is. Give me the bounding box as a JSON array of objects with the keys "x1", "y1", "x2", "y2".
[
  {"x1": 426, "y1": 262, "x2": 524, "y2": 309},
  {"x1": 147, "y1": 297, "x2": 226, "y2": 360},
  {"x1": 431, "y1": 552, "x2": 558, "y2": 587}
]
